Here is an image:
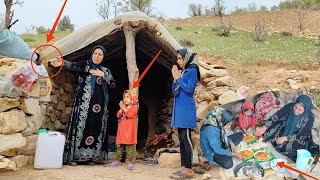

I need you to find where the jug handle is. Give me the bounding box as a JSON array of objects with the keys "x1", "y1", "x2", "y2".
[{"x1": 47, "y1": 132, "x2": 59, "y2": 136}]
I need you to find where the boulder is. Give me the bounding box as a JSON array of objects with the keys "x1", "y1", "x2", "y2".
[
  {"x1": 196, "y1": 101, "x2": 209, "y2": 120},
  {"x1": 0, "y1": 133, "x2": 26, "y2": 156},
  {"x1": 19, "y1": 135, "x2": 38, "y2": 156},
  {"x1": 21, "y1": 117, "x2": 36, "y2": 136},
  {"x1": 287, "y1": 79, "x2": 300, "y2": 90},
  {"x1": 210, "y1": 87, "x2": 230, "y2": 97},
  {"x1": 215, "y1": 76, "x2": 235, "y2": 87},
  {"x1": 10, "y1": 155, "x2": 29, "y2": 168},
  {"x1": 55, "y1": 101, "x2": 66, "y2": 110},
  {"x1": 202, "y1": 77, "x2": 216, "y2": 85},
  {"x1": 0, "y1": 97, "x2": 20, "y2": 113},
  {"x1": 0, "y1": 110, "x2": 27, "y2": 134},
  {"x1": 20, "y1": 98, "x2": 41, "y2": 115},
  {"x1": 28, "y1": 114, "x2": 45, "y2": 132},
  {"x1": 0, "y1": 157, "x2": 16, "y2": 171},
  {"x1": 207, "y1": 69, "x2": 228, "y2": 77},
  {"x1": 158, "y1": 153, "x2": 180, "y2": 168},
  {"x1": 218, "y1": 90, "x2": 238, "y2": 105},
  {"x1": 208, "y1": 101, "x2": 219, "y2": 109}
]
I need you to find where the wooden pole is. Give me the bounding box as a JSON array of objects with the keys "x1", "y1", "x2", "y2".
[{"x1": 123, "y1": 21, "x2": 145, "y2": 161}]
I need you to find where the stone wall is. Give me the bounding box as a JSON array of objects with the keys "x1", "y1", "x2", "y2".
[{"x1": 0, "y1": 57, "x2": 77, "y2": 171}]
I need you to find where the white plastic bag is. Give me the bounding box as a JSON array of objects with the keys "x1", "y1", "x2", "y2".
[{"x1": 10, "y1": 62, "x2": 38, "y2": 93}]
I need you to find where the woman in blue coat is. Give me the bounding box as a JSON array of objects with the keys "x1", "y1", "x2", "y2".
[{"x1": 170, "y1": 48, "x2": 200, "y2": 179}]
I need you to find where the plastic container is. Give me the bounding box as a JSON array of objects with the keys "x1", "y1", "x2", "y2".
[{"x1": 34, "y1": 131, "x2": 66, "y2": 169}]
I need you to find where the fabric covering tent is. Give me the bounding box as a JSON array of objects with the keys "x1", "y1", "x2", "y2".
[{"x1": 41, "y1": 11, "x2": 200, "y2": 148}]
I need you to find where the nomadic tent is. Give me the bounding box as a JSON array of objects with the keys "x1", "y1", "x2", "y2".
[{"x1": 41, "y1": 11, "x2": 192, "y2": 148}]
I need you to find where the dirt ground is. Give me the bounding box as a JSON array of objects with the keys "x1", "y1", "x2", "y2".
[
  {"x1": 1, "y1": 59, "x2": 318, "y2": 180},
  {"x1": 0, "y1": 163, "x2": 223, "y2": 180},
  {"x1": 0, "y1": 12, "x2": 320, "y2": 177},
  {"x1": 167, "y1": 10, "x2": 320, "y2": 37},
  {"x1": 200, "y1": 54, "x2": 320, "y2": 95}
]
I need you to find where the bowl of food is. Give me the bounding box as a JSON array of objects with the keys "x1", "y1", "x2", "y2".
[
  {"x1": 239, "y1": 149, "x2": 254, "y2": 160},
  {"x1": 270, "y1": 159, "x2": 288, "y2": 172},
  {"x1": 254, "y1": 151, "x2": 270, "y2": 161},
  {"x1": 243, "y1": 134, "x2": 255, "y2": 143}
]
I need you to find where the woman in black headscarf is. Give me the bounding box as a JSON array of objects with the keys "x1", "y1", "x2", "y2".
[
  {"x1": 256, "y1": 95, "x2": 317, "y2": 160},
  {"x1": 49, "y1": 45, "x2": 116, "y2": 165}
]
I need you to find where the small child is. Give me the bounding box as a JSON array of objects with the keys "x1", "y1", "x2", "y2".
[
  {"x1": 237, "y1": 101, "x2": 256, "y2": 135},
  {"x1": 109, "y1": 90, "x2": 138, "y2": 170}
]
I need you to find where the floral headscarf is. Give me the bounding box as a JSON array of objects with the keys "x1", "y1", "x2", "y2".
[
  {"x1": 201, "y1": 107, "x2": 235, "y2": 151},
  {"x1": 123, "y1": 89, "x2": 138, "y2": 106}
]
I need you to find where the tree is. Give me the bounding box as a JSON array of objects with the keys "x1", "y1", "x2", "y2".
[
  {"x1": 188, "y1": 3, "x2": 203, "y2": 17},
  {"x1": 270, "y1": 5, "x2": 279, "y2": 11},
  {"x1": 96, "y1": 0, "x2": 123, "y2": 19},
  {"x1": 232, "y1": 6, "x2": 248, "y2": 14},
  {"x1": 248, "y1": 2, "x2": 258, "y2": 12},
  {"x1": 260, "y1": 5, "x2": 268, "y2": 11},
  {"x1": 253, "y1": 17, "x2": 267, "y2": 42},
  {"x1": 36, "y1": 26, "x2": 50, "y2": 34},
  {"x1": 57, "y1": 15, "x2": 74, "y2": 32},
  {"x1": 124, "y1": 0, "x2": 153, "y2": 15},
  {"x1": 204, "y1": 6, "x2": 214, "y2": 16},
  {"x1": 4, "y1": 0, "x2": 23, "y2": 28},
  {"x1": 279, "y1": 0, "x2": 320, "y2": 10},
  {"x1": 96, "y1": 0, "x2": 113, "y2": 20},
  {"x1": 25, "y1": 24, "x2": 36, "y2": 34},
  {"x1": 112, "y1": 1, "x2": 123, "y2": 17},
  {"x1": 213, "y1": 0, "x2": 226, "y2": 17}
]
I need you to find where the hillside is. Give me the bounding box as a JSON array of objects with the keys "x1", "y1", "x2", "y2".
[{"x1": 167, "y1": 10, "x2": 320, "y2": 37}]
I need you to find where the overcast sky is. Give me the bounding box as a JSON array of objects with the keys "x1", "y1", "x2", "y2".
[{"x1": 0, "y1": 0, "x2": 283, "y2": 34}]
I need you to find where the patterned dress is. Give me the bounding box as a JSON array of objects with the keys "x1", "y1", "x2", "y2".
[
  {"x1": 63, "y1": 60, "x2": 115, "y2": 163},
  {"x1": 262, "y1": 96, "x2": 315, "y2": 161}
]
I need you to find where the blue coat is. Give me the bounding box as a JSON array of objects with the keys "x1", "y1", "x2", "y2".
[
  {"x1": 171, "y1": 68, "x2": 197, "y2": 128},
  {"x1": 200, "y1": 125, "x2": 232, "y2": 165}
]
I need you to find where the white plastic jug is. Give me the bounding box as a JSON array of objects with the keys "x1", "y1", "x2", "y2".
[
  {"x1": 34, "y1": 131, "x2": 66, "y2": 169},
  {"x1": 295, "y1": 149, "x2": 314, "y2": 171}
]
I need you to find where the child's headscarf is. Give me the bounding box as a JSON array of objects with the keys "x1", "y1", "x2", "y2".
[
  {"x1": 118, "y1": 90, "x2": 139, "y2": 122},
  {"x1": 201, "y1": 107, "x2": 235, "y2": 151},
  {"x1": 123, "y1": 89, "x2": 138, "y2": 106},
  {"x1": 238, "y1": 101, "x2": 255, "y2": 130},
  {"x1": 241, "y1": 101, "x2": 254, "y2": 114}
]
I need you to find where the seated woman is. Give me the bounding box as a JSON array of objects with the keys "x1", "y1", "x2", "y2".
[
  {"x1": 200, "y1": 107, "x2": 244, "y2": 169},
  {"x1": 256, "y1": 95, "x2": 316, "y2": 161}
]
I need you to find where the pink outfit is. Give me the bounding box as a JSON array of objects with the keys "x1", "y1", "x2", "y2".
[{"x1": 238, "y1": 102, "x2": 256, "y2": 131}]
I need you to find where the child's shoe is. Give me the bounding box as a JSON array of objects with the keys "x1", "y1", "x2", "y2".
[
  {"x1": 127, "y1": 163, "x2": 134, "y2": 170},
  {"x1": 109, "y1": 161, "x2": 121, "y2": 167}
]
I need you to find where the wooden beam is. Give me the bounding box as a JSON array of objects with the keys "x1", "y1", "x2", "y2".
[{"x1": 123, "y1": 21, "x2": 140, "y2": 91}]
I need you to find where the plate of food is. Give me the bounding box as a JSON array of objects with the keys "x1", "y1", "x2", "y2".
[
  {"x1": 243, "y1": 134, "x2": 255, "y2": 143},
  {"x1": 270, "y1": 159, "x2": 288, "y2": 172},
  {"x1": 254, "y1": 151, "x2": 270, "y2": 161},
  {"x1": 239, "y1": 149, "x2": 254, "y2": 160}
]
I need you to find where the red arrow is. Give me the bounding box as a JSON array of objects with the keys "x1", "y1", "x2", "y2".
[
  {"x1": 277, "y1": 162, "x2": 319, "y2": 180},
  {"x1": 132, "y1": 50, "x2": 162, "y2": 88},
  {"x1": 46, "y1": 0, "x2": 68, "y2": 43}
]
